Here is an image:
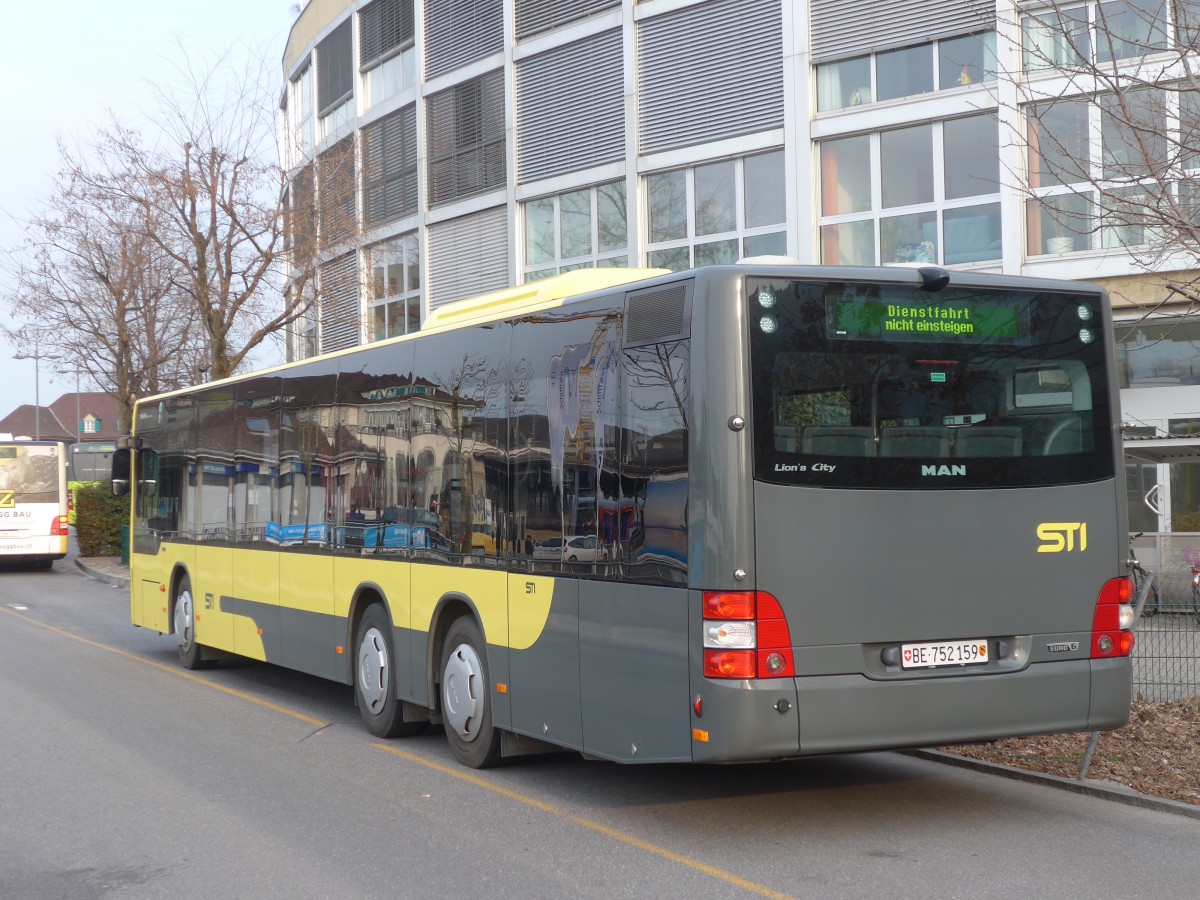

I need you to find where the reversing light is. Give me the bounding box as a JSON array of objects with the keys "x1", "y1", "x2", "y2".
[
  {"x1": 1077, "y1": 304, "x2": 1093, "y2": 321},
  {"x1": 1079, "y1": 327, "x2": 1096, "y2": 344},
  {"x1": 757, "y1": 286, "x2": 777, "y2": 309},
  {"x1": 759, "y1": 315, "x2": 778, "y2": 334}
]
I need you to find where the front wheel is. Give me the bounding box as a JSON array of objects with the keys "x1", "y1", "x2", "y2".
[
  {"x1": 440, "y1": 617, "x2": 501, "y2": 769},
  {"x1": 173, "y1": 576, "x2": 209, "y2": 669}
]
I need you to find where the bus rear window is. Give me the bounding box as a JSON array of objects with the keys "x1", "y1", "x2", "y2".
[{"x1": 749, "y1": 279, "x2": 1114, "y2": 489}]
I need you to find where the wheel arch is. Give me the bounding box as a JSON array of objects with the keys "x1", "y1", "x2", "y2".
[
  {"x1": 426, "y1": 591, "x2": 482, "y2": 712},
  {"x1": 343, "y1": 581, "x2": 391, "y2": 685},
  {"x1": 167, "y1": 564, "x2": 192, "y2": 635}
]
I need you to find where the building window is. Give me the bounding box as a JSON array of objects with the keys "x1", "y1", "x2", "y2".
[
  {"x1": 361, "y1": 104, "x2": 418, "y2": 227},
  {"x1": 815, "y1": 32, "x2": 995, "y2": 112},
  {"x1": 645, "y1": 151, "x2": 787, "y2": 271},
  {"x1": 1116, "y1": 315, "x2": 1200, "y2": 387},
  {"x1": 426, "y1": 70, "x2": 506, "y2": 206},
  {"x1": 1025, "y1": 87, "x2": 1174, "y2": 255},
  {"x1": 368, "y1": 233, "x2": 421, "y2": 340},
  {"x1": 523, "y1": 181, "x2": 628, "y2": 280},
  {"x1": 287, "y1": 63, "x2": 314, "y2": 168},
  {"x1": 360, "y1": 0, "x2": 416, "y2": 109},
  {"x1": 1022, "y1": 0, "x2": 1168, "y2": 72},
  {"x1": 317, "y1": 138, "x2": 357, "y2": 249},
  {"x1": 317, "y1": 18, "x2": 353, "y2": 116},
  {"x1": 818, "y1": 114, "x2": 1001, "y2": 266}
]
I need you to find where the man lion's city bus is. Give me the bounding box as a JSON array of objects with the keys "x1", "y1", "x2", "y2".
[
  {"x1": 0, "y1": 440, "x2": 69, "y2": 568},
  {"x1": 113, "y1": 264, "x2": 1133, "y2": 768}
]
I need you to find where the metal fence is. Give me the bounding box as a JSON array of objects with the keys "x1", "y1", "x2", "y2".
[{"x1": 1129, "y1": 533, "x2": 1200, "y2": 702}]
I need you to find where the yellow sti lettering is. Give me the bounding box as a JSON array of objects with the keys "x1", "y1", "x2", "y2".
[
  {"x1": 0, "y1": 490, "x2": 13, "y2": 509},
  {"x1": 1037, "y1": 522, "x2": 1088, "y2": 553}
]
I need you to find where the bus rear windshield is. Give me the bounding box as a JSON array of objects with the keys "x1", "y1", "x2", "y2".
[{"x1": 748, "y1": 279, "x2": 1114, "y2": 489}]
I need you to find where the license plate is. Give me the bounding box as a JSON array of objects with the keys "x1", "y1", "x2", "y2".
[{"x1": 901, "y1": 639, "x2": 989, "y2": 669}]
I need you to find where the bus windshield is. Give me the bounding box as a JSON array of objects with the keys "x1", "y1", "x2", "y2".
[{"x1": 749, "y1": 278, "x2": 1114, "y2": 489}]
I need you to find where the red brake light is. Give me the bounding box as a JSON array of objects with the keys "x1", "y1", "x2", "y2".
[
  {"x1": 703, "y1": 650, "x2": 757, "y2": 679},
  {"x1": 702, "y1": 590, "x2": 795, "y2": 679},
  {"x1": 703, "y1": 591, "x2": 755, "y2": 620},
  {"x1": 50, "y1": 515, "x2": 69, "y2": 536},
  {"x1": 1092, "y1": 577, "x2": 1135, "y2": 659}
]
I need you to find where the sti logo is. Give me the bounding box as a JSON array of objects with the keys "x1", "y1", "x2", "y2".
[
  {"x1": 1037, "y1": 522, "x2": 1088, "y2": 553},
  {"x1": 0, "y1": 490, "x2": 14, "y2": 509}
]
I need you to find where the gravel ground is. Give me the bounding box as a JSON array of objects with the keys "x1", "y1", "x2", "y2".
[{"x1": 942, "y1": 697, "x2": 1200, "y2": 806}]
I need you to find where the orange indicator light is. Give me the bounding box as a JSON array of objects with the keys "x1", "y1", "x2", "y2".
[
  {"x1": 496, "y1": 683, "x2": 508, "y2": 694},
  {"x1": 692, "y1": 729, "x2": 709, "y2": 743}
]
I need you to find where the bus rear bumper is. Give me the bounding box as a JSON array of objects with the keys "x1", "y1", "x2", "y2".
[
  {"x1": 792, "y1": 658, "x2": 1132, "y2": 756},
  {"x1": 687, "y1": 658, "x2": 1131, "y2": 763}
]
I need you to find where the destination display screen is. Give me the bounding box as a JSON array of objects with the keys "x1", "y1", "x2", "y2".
[{"x1": 827, "y1": 294, "x2": 1031, "y2": 345}]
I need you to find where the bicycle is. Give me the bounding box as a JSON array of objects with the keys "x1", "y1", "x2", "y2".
[
  {"x1": 1127, "y1": 532, "x2": 1158, "y2": 617},
  {"x1": 1184, "y1": 549, "x2": 1200, "y2": 626}
]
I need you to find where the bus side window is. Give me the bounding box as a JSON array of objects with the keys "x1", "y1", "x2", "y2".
[{"x1": 137, "y1": 449, "x2": 160, "y2": 497}]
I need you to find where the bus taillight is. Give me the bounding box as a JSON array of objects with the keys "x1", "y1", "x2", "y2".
[
  {"x1": 1091, "y1": 577, "x2": 1135, "y2": 658},
  {"x1": 702, "y1": 591, "x2": 795, "y2": 679},
  {"x1": 50, "y1": 515, "x2": 69, "y2": 536}
]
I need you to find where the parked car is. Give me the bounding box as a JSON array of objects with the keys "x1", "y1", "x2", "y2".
[
  {"x1": 562, "y1": 534, "x2": 600, "y2": 562},
  {"x1": 533, "y1": 536, "x2": 565, "y2": 560}
]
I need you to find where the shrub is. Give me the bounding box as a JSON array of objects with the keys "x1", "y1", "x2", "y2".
[{"x1": 75, "y1": 483, "x2": 130, "y2": 557}]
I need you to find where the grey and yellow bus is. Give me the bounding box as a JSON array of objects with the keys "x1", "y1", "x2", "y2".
[
  {"x1": 113, "y1": 264, "x2": 1132, "y2": 768},
  {"x1": 0, "y1": 440, "x2": 69, "y2": 568}
]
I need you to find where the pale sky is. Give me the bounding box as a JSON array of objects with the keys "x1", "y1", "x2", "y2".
[{"x1": 0, "y1": 0, "x2": 297, "y2": 418}]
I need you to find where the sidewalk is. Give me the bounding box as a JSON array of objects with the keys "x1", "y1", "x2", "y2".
[{"x1": 74, "y1": 556, "x2": 130, "y2": 589}]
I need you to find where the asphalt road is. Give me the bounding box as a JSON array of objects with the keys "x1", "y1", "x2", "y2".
[{"x1": 1, "y1": 550, "x2": 1198, "y2": 900}]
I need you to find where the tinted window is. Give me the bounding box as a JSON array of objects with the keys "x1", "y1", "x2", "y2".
[{"x1": 749, "y1": 278, "x2": 1114, "y2": 489}]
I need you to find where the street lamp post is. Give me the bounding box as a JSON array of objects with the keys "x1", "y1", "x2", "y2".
[{"x1": 14, "y1": 335, "x2": 55, "y2": 441}]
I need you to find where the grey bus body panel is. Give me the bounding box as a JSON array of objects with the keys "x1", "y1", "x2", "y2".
[
  {"x1": 792, "y1": 659, "x2": 1119, "y2": 755},
  {"x1": 579, "y1": 580, "x2": 691, "y2": 763},
  {"x1": 754, "y1": 480, "x2": 1122, "y2": 647}
]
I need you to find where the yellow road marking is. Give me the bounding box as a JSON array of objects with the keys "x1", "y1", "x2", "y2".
[
  {"x1": 3, "y1": 605, "x2": 795, "y2": 899},
  {"x1": 373, "y1": 743, "x2": 796, "y2": 900},
  {"x1": 0, "y1": 606, "x2": 326, "y2": 728}
]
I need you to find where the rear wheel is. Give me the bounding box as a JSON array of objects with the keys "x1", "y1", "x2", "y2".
[
  {"x1": 440, "y1": 617, "x2": 501, "y2": 769},
  {"x1": 173, "y1": 576, "x2": 208, "y2": 669},
  {"x1": 355, "y1": 604, "x2": 423, "y2": 738}
]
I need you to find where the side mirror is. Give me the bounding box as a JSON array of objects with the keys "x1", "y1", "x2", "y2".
[{"x1": 111, "y1": 448, "x2": 131, "y2": 497}]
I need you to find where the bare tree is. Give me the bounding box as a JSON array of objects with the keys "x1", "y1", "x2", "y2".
[
  {"x1": 3, "y1": 145, "x2": 204, "y2": 431},
  {"x1": 1003, "y1": 0, "x2": 1200, "y2": 309},
  {"x1": 77, "y1": 44, "x2": 361, "y2": 383}
]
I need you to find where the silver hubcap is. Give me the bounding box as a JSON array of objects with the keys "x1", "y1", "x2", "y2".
[
  {"x1": 358, "y1": 627, "x2": 388, "y2": 716},
  {"x1": 174, "y1": 589, "x2": 193, "y2": 650},
  {"x1": 443, "y1": 642, "x2": 484, "y2": 743}
]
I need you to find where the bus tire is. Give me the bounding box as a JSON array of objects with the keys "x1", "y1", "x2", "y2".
[
  {"x1": 173, "y1": 575, "x2": 209, "y2": 670},
  {"x1": 440, "y1": 617, "x2": 501, "y2": 769},
  {"x1": 355, "y1": 604, "x2": 420, "y2": 738}
]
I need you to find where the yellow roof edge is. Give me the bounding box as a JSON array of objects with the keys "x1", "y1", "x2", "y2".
[
  {"x1": 133, "y1": 268, "x2": 669, "y2": 411},
  {"x1": 423, "y1": 268, "x2": 669, "y2": 329}
]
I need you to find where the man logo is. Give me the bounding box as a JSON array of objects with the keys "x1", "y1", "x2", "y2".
[
  {"x1": 921, "y1": 464, "x2": 965, "y2": 476},
  {"x1": 1037, "y1": 522, "x2": 1087, "y2": 553}
]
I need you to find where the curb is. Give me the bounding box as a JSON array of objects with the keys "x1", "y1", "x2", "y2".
[
  {"x1": 910, "y1": 748, "x2": 1200, "y2": 820},
  {"x1": 74, "y1": 558, "x2": 131, "y2": 589}
]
